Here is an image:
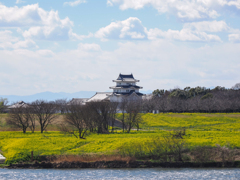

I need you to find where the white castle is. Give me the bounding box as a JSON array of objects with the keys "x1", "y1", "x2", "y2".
[{"x1": 70, "y1": 74, "x2": 145, "y2": 104}]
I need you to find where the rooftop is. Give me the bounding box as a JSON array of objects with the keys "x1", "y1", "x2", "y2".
[
  {"x1": 114, "y1": 73, "x2": 139, "y2": 82},
  {"x1": 8, "y1": 101, "x2": 28, "y2": 109},
  {"x1": 110, "y1": 85, "x2": 142, "y2": 89},
  {"x1": 68, "y1": 98, "x2": 89, "y2": 105},
  {"x1": 87, "y1": 92, "x2": 112, "y2": 102},
  {"x1": 113, "y1": 90, "x2": 144, "y2": 96}
]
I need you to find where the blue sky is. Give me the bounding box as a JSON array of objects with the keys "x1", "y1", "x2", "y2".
[{"x1": 1, "y1": 0, "x2": 240, "y2": 95}]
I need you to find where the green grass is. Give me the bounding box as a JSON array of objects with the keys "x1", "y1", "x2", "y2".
[{"x1": 1, "y1": 113, "x2": 240, "y2": 164}]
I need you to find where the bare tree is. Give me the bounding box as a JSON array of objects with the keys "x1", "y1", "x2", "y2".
[
  {"x1": 181, "y1": 98, "x2": 192, "y2": 112},
  {"x1": 31, "y1": 100, "x2": 58, "y2": 133},
  {"x1": 6, "y1": 107, "x2": 30, "y2": 133},
  {"x1": 119, "y1": 97, "x2": 128, "y2": 132},
  {"x1": 200, "y1": 93, "x2": 217, "y2": 113},
  {"x1": 142, "y1": 98, "x2": 155, "y2": 113},
  {"x1": 88, "y1": 101, "x2": 111, "y2": 134},
  {"x1": 168, "y1": 97, "x2": 182, "y2": 112},
  {"x1": 62, "y1": 103, "x2": 90, "y2": 138},
  {"x1": 84, "y1": 104, "x2": 97, "y2": 132},
  {"x1": 231, "y1": 83, "x2": 240, "y2": 90},
  {"x1": 58, "y1": 123, "x2": 79, "y2": 138},
  {"x1": 150, "y1": 85, "x2": 240, "y2": 113},
  {"x1": 55, "y1": 99, "x2": 68, "y2": 114},
  {"x1": 191, "y1": 95, "x2": 201, "y2": 112},
  {"x1": 26, "y1": 106, "x2": 36, "y2": 133},
  {"x1": 109, "y1": 101, "x2": 119, "y2": 133},
  {"x1": 154, "y1": 95, "x2": 168, "y2": 113},
  {"x1": 125, "y1": 100, "x2": 142, "y2": 133}
]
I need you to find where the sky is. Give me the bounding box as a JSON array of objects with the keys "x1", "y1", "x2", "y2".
[{"x1": 1, "y1": 0, "x2": 240, "y2": 95}]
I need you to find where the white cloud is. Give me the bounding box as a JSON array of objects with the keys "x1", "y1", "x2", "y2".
[
  {"x1": 78, "y1": 43, "x2": 101, "y2": 51},
  {"x1": 147, "y1": 28, "x2": 221, "y2": 42},
  {"x1": 229, "y1": 33, "x2": 240, "y2": 42},
  {"x1": 0, "y1": 30, "x2": 18, "y2": 42},
  {"x1": 0, "y1": 4, "x2": 45, "y2": 27},
  {"x1": 22, "y1": 25, "x2": 73, "y2": 41},
  {"x1": 12, "y1": 39, "x2": 38, "y2": 49},
  {"x1": 95, "y1": 17, "x2": 148, "y2": 41},
  {"x1": 107, "y1": 0, "x2": 113, "y2": 6},
  {"x1": 96, "y1": 18, "x2": 223, "y2": 42},
  {"x1": 0, "y1": 30, "x2": 38, "y2": 49},
  {"x1": 36, "y1": 50, "x2": 55, "y2": 57},
  {"x1": 1, "y1": 40, "x2": 240, "y2": 95},
  {"x1": 0, "y1": 4, "x2": 81, "y2": 41},
  {"x1": 64, "y1": 0, "x2": 86, "y2": 7},
  {"x1": 183, "y1": 20, "x2": 230, "y2": 32},
  {"x1": 70, "y1": 32, "x2": 93, "y2": 40},
  {"x1": 108, "y1": 0, "x2": 240, "y2": 21},
  {"x1": 227, "y1": 0, "x2": 240, "y2": 9},
  {"x1": 16, "y1": 0, "x2": 25, "y2": 4},
  {"x1": 0, "y1": 39, "x2": 38, "y2": 49},
  {"x1": 147, "y1": 20, "x2": 229, "y2": 42}
]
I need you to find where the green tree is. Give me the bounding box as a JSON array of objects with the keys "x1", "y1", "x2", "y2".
[
  {"x1": 0, "y1": 98, "x2": 8, "y2": 113},
  {"x1": 152, "y1": 89, "x2": 165, "y2": 97}
]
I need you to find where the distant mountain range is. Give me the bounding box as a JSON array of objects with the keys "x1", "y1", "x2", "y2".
[{"x1": 0, "y1": 90, "x2": 153, "y2": 104}]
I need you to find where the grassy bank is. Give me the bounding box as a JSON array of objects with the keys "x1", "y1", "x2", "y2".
[
  {"x1": 1, "y1": 113, "x2": 240, "y2": 164},
  {"x1": 140, "y1": 113, "x2": 240, "y2": 131}
]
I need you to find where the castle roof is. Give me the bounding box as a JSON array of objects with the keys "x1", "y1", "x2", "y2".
[
  {"x1": 110, "y1": 85, "x2": 142, "y2": 89},
  {"x1": 113, "y1": 90, "x2": 144, "y2": 96},
  {"x1": 113, "y1": 73, "x2": 139, "y2": 82}
]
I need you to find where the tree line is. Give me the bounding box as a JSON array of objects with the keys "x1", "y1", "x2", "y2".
[
  {"x1": 2, "y1": 82, "x2": 240, "y2": 136},
  {"x1": 3, "y1": 98, "x2": 143, "y2": 138},
  {"x1": 144, "y1": 83, "x2": 240, "y2": 113}
]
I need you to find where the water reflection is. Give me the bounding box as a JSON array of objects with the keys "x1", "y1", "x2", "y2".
[{"x1": 0, "y1": 168, "x2": 240, "y2": 180}]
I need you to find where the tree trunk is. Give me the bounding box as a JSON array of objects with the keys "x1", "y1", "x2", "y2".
[
  {"x1": 97, "y1": 125, "x2": 102, "y2": 134},
  {"x1": 122, "y1": 113, "x2": 125, "y2": 132},
  {"x1": 111, "y1": 119, "x2": 114, "y2": 133},
  {"x1": 79, "y1": 129, "x2": 82, "y2": 138},
  {"x1": 41, "y1": 126, "x2": 44, "y2": 133},
  {"x1": 23, "y1": 127, "x2": 26, "y2": 133}
]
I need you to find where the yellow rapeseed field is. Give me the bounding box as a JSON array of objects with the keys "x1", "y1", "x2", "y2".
[{"x1": 1, "y1": 113, "x2": 240, "y2": 164}]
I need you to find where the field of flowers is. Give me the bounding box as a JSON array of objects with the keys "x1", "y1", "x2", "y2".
[
  {"x1": 1, "y1": 113, "x2": 240, "y2": 164},
  {"x1": 140, "y1": 113, "x2": 240, "y2": 131}
]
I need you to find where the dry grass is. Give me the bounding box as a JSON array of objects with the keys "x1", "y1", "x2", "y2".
[
  {"x1": 190, "y1": 146, "x2": 240, "y2": 163},
  {"x1": 0, "y1": 114, "x2": 7, "y2": 124},
  {"x1": 0, "y1": 114, "x2": 65, "y2": 131},
  {"x1": 49, "y1": 154, "x2": 136, "y2": 163}
]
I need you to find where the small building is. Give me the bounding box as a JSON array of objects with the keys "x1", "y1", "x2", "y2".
[
  {"x1": 4, "y1": 101, "x2": 28, "y2": 112},
  {"x1": 68, "y1": 98, "x2": 89, "y2": 105},
  {"x1": 87, "y1": 92, "x2": 112, "y2": 102},
  {"x1": 8, "y1": 101, "x2": 28, "y2": 108}
]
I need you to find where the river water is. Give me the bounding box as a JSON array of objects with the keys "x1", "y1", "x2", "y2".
[{"x1": 0, "y1": 168, "x2": 240, "y2": 179}]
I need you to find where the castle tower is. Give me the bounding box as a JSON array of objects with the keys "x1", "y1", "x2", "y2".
[
  {"x1": 86, "y1": 73, "x2": 145, "y2": 103},
  {"x1": 109, "y1": 73, "x2": 143, "y2": 96}
]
